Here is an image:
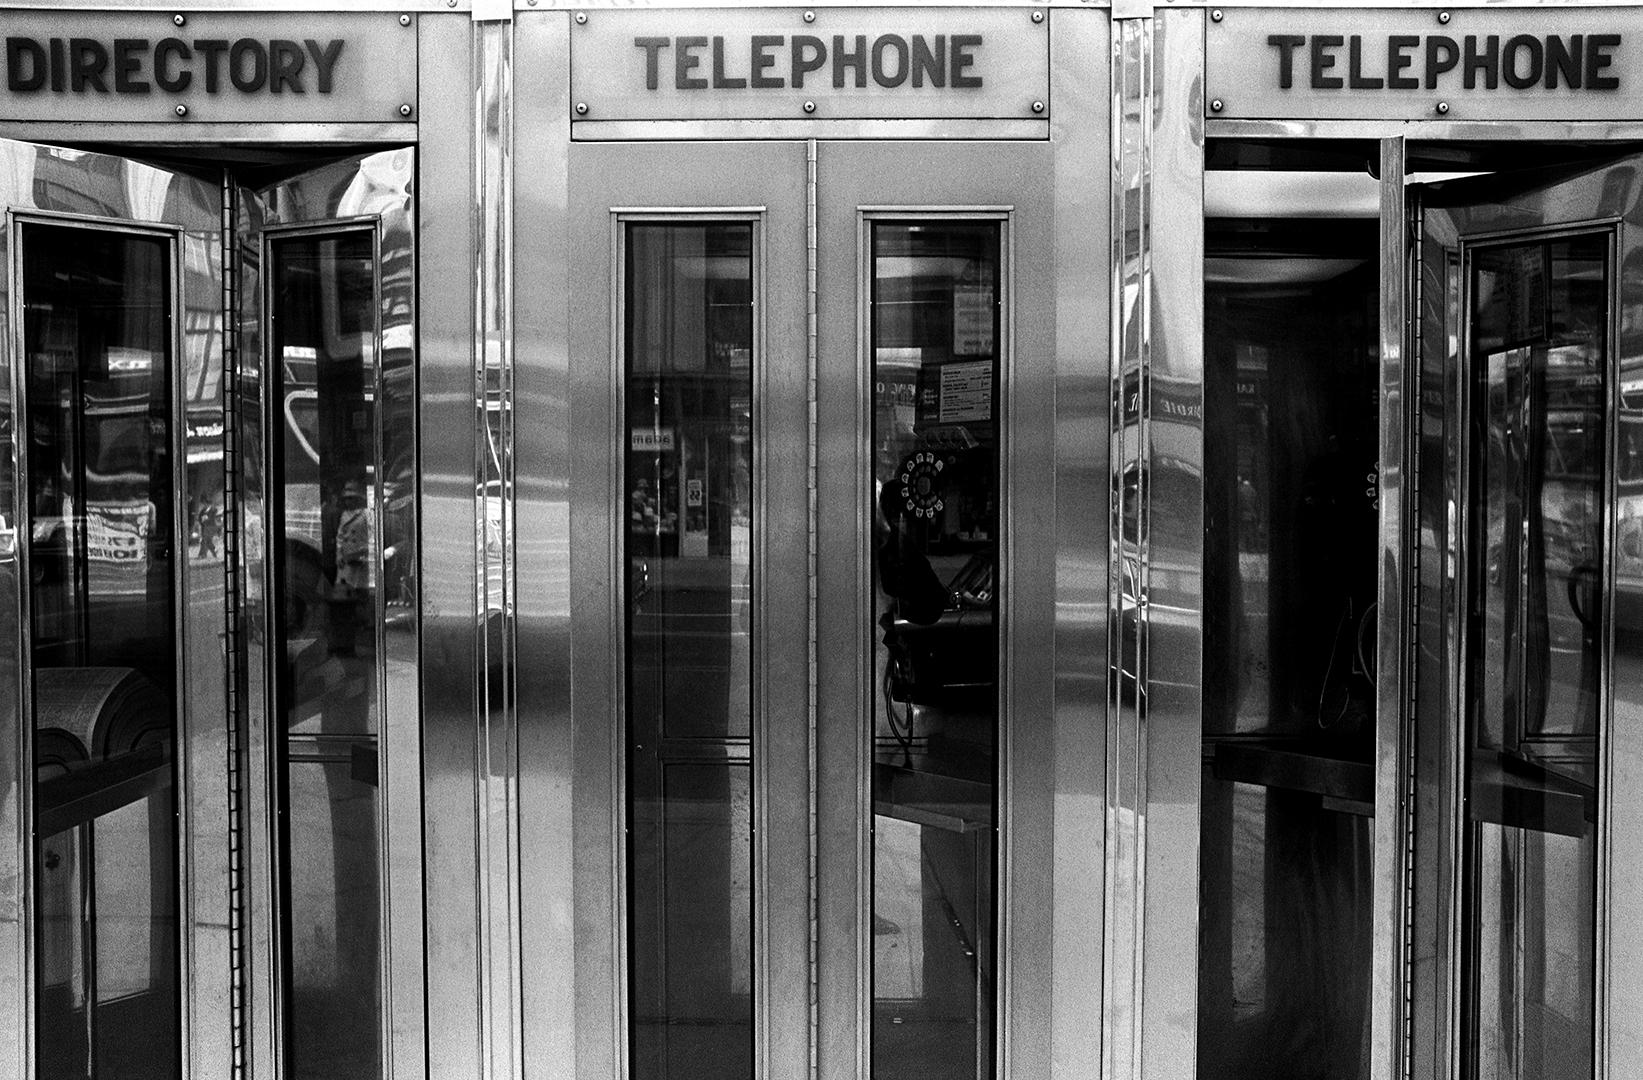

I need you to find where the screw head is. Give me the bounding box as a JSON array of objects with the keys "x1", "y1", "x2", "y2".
[
  {"x1": 174, "y1": 104, "x2": 188, "y2": 117},
  {"x1": 1211, "y1": 8, "x2": 1223, "y2": 21},
  {"x1": 1031, "y1": 100, "x2": 1045, "y2": 114},
  {"x1": 575, "y1": 11, "x2": 587, "y2": 23},
  {"x1": 1031, "y1": 10, "x2": 1045, "y2": 23},
  {"x1": 1436, "y1": 100, "x2": 1450, "y2": 114},
  {"x1": 399, "y1": 13, "x2": 411, "y2": 25},
  {"x1": 1439, "y1": 10, "x2": 1451, "y2": 23},
  {"x1": 399, "y1": 103, "x2": 413, "y2": 117},
  {"x1": 575, "y1": 102, "x2": 589, "y2": 115},
  {"x1": 803, "y1": 10, "x2": 816, "y2": 22},
  {"x1": 446, "y1": 0, "x2": 456, "y2": 8},
  {"x1": 1210, "y1": 98, "x2": 1224, "y2": 112},
  {"x1": 172, "y1": 13, "x2": 185, "y2": 26},
  {"x1": 803, "y1": 100, "x2": 816, "y2": 113}
]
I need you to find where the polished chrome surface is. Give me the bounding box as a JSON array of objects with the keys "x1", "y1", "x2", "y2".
[
  {"x1": 1374, "y1": 135, "x2": 1411, "y2": 1080},
  {"x1": 1049, "y1": 10, "x2": 1111, "y2": 1080},
  {"x1": 473, "y1": 17, "x2": 523, "y2": 1080},
  {"x1": 514, "y1": 12, "x2": 576, "y2": 1080},
  {"x1": 1103, "y1": 19, "x2": 1149, "y2": 1078},
  {"x1": 418, "y1": 9, "x2": 485, "y2": 1080}
]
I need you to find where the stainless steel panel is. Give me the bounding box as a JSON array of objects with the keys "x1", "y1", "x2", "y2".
[
  {"x1": 1206, "y1": 8, "x2": 1643, "y2": 123},
  {"x1": 564, "y1": 141, "x2": 808, "y2": 1080},
  {"x1": 514, "y1": 11, "x2": 576, "y2": 1080},
  {"x1": 1373, "y1": 135, "x2": 1410, "y2": 1080},
  {"x1": 1049, "y1": 11, "x2": 1111, "y2": 1080},
  {"x1": 1138, "y1": 11, "x2": 1203, "y2": 1080},
  {"x1": 568, "y1": 7, "x2": 1049, "y2": 126},
  {"x1": 0, "y1": 12, "x2": 418, "y2": 126},
  {"x1": 473, "y1": 18, "x2": 522, "y2": 1080},
  {"x1": 417, "y1": 11, "x2": 483, "y2": 1080},
  {"x1": 0, "y1": 148, "x2": 18, "y2": 1080}
]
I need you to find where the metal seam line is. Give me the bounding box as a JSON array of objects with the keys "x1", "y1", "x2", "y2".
[
  {"x1": 474, "y1": 18, "x2": 522, "y2": 1080},
  {"x1": 1104, "y1": 16, "x2": 1151, "y2": 1080},
  {"x1": 1401, "y1": 169, "x2": 1421, "y2": 1080},
  {"x1": 806, "y1": 136, "x2": 820, "y2": 1080},
  {"x1": 221, "y1": 171, "x2": 247, "y2": 1080}
]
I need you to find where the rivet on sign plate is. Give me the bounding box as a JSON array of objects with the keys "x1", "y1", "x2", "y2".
[
  {"x1": 1436, "y1": 101, "x2": 1450, "y2": 114},
  {"x1": 1031, "y1": 100, "x2": 1045, "y2": 114},
  {"x1": 174, "y1": 104, "x2": 188, "y2": 117},
  {"x1": 804, "y1": 10, "x2": 816, "y2": 23},
  {"x1": 400, "y1": 14, "x2": 411, "y2": 26},
  {"x1": 803, "y1": 100, "x2": 816, "y2": 113},
  {"x1": 1438, "y1": 10, "x2": 1451, "y2": 24},
  {"x1": 1031, "y1": 11, "x2": 1045, "y2": 23},
  {"x1": 1211, "y1": 8, "x2": 1223, "y2": 22},
  {"x1": 575, "y1": 11, "x2": 587, "y2": 23},
  {"x1": 1210, "y1": 98, "x2": 1224, "y2": 112},
  {"x1": 399, "y1": 104, "x2": 413, "y2": 117},
  {"x1": 575, "y1": 102, "x2": 589, "y2": 115},
  {"x1": 173, "y1": 13, "x2": 185, "y2": 26}
]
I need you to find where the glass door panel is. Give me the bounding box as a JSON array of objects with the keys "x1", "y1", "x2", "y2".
[
  {"x1": 623, "y1": 219, "x2": 755, "y2": 1080},
  {"x1": 1464, "y1": 233, "x2": 1607, "y2": 1080},
  {"x1": 22, "y1": 221, "x2": 179, "y2": 1080},
  {"x1": 869, "y1": 219, "x2": 1001, "y2": 1080}
]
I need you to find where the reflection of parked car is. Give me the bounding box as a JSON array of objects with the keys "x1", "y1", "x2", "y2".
[{"x1": 883, "y1": 549, "x2": 996, "y2": 709}]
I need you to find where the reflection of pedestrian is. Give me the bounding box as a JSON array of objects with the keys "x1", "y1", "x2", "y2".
[
  {"x1": 329, "y1": 480, "x2": 370, "y2": 656},
  {"x1": 197, "y1": 495, "x2": 222, "y2": 558}
]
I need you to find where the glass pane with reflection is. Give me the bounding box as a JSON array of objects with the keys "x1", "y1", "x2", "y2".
[
  {"x1": 1465, "y1": 235, "x2": 1606, "y2": 1080},
  {"x1": 870, "y1": 220, "x2": 1000, "y2": 1080},
  {"x1": 625, "y1": 221, "x2": 755, "y2": 1080},
  {"x1": 24, "y1": 222, "x2": 179, "y2": 1080},
  {"x1": 270, "y1": 230, "x2": 382, "y2": 1080}
]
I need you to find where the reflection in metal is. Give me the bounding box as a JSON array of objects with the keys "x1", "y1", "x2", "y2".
[
  {"x1": 1105, "y1": 18, "x2": 1151, "y2": 1079},
  {"x1": 1374, "y1": 136, "x2": 1412, "y2": 1080},
  {"x1": 807, "y1": 136, "x2": 820, "y2": 1080},
  {"x1": 1107, "y1": 10, "x2": 1205, "y2": 1080},
  {"x1": 1049, "y1": 11, "x2": 1111, "y2": 1080},
  {"x1": 474, "y1": 17, "x2": 522, "y2": 1080}
]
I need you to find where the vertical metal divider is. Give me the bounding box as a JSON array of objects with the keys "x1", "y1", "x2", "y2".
[
  {"x1": 5, "y1": 203, "x2": 32, "y2": 1080},
  {"x1": 1372, "y1": 136, "x2": 1411, "y2": 1080},
  {"x1": 220, "y1": 173, "x2": 248, "y2": 1080},
  {"x1": 473, "y1": 12, "x2": 522, "y2": 1080},
  {"x1": 805, "y1": 137, "x2": 821, "y2": 1080},
  {"x1": 1103, "y1": 16, "x2": 1149, "y2": 1080}
]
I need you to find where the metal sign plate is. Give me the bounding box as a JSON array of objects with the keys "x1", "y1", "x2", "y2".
[
  {"x1": 570, "y1": 7, "x2": 1049, "y2": 125},
  {"x1": 1208, "y1": 7, "x2": 1643, "y2": 121},
  {"x1": 0, "y1": 11, "x2": 417, "y2": 124}
]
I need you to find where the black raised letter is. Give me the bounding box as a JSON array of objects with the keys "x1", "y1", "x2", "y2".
[
  {"x1": 1463, "y1": 35, "x2": 1499, "y2": 90},
  {"x1": 711, "y1": 37, "x2": 745, "y2": 89},
  {"x1": 1426, "y1": 35, "x2": 1459, "y2": 88},
  {"x1": 1501, "y1": 35, "x2": 1542, "y2": 89},
  {"x1": 833, "y1": 34, "x2": 866, "y2": 89},
  {"x1": 1544, "y1": 35, "x2": 1581, "y2": 89},
  {"x1": 1387, "y1": 35, "x2": 1419, "y2": 89},
  {"x1": 790, "y1": 34, "x2": 825, "y2": 88},
  {"x1": 1587, "y1": 34, "x2": 1620, "y2": 90},
  {"x1": 6, "y1": 38, "x2": 45, "y2": 92},
  {"x1": 305, "y1": 39, "x2": 343, "y2": 93},
  {"x1": 1348, "y1": 36, "x2": 1382, "y2": 89},
  {"x1": 950, "y1": 34, "x2": 982, "y2": 88},
  {"x1": 634, "y1": 37, "x2": 669, "y2": 90},
  {"x1": 154, "y1": 37, "x2": 191, "y2": 91},
  {"x1": 675, "y1": 36, "x2": 707, "y2": 89},
  {"x1": 114, "y1": 38, "x2": 150, "y2": 93},
  {"x1": 229, "y1": 39, "x2": 266, "y2": 92},
  {"x1": 194, "y1": 39, "x2": 229, "y2": 93},
  {"x1": 749, "y1": 35, "x2": 783, "y2": 88},
  {"x1": 69, "y1": 38, "x2": 108, "y2": 92},
  {"x1": 1267, "y1": 34, "x2": 1304, "y2": 89},
  {"x1": 1310, "y1": 35, "x2": 1344, "y2": 89},
  {"x1": 269, "y1": 39, "x2": 305, "y2": 93},
  {"x1": 872, "y1": 34, "x2": 908, "y2": 88},
  {"x1": 911, "y1": 34, "x2": 945, "y2": 87}
]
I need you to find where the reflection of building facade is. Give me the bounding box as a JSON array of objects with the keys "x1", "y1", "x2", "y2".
[{"x1": 6, "y1": 4, "x2": 1643, "y2": 1080}]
